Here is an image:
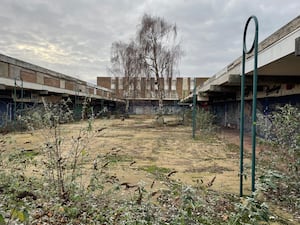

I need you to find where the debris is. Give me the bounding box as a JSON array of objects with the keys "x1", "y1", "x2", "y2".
[
  {"x1": 130, "y1": 161, "x2": 136, "y2": 166},
  {"x1": 167, "y1": 170, "x2": 177, "y2": 177},
  {"x1": 150, "y1": 191, "x2": 159, "y2": 197},
  {"x1": 120, "y1": 182, "x2": 138, "y2": 189},
  {"x1": 207, "y1": 176, "x2": 216, "y2": 187},
  {"x1": 102, "y1": 162, "x2": 110, "y2": 168},
  {"x1": 150, "y1": 180, "x2": 155, "y2": 188},
  {"x1": 97, "y1": 127, "x2": 107, "y2": 132}
]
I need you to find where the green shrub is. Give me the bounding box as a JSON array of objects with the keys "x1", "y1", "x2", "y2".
[
  {"x1": 183, "y1": 107, "x2": 217, "y2": 133},
  {"x1": 262, "y1": 104, "x2": 300, "y2": 152},
  {"x1": 229, "y1": 191, "x2": 269, "y2": 225},
  {"x1": 258, "y1": 104, "x2": 300, "y2": 219}
]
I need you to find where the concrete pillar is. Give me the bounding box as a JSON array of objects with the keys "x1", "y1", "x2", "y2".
[
  {"x1": 171, "y1": 78, "x2": 176, "y2": 91},
  {"x1": 60, "y1": 80, "x2": 65, "y2": 89}
]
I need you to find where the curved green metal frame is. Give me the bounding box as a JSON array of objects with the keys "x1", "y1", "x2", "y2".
[{"x1": 240, "y1": 15, "x2": 259, "y2": 197}]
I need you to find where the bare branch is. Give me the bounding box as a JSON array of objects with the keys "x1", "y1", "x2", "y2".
[{"x1": 110, "y1": 13, "x2": 183, "y2": 112}]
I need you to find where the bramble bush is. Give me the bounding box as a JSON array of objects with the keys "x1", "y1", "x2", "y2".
[{"x1": 258, "y1": 104, "x2": 300, "y2": 220}]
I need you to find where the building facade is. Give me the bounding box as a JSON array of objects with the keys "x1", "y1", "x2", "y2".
[
  {"x1": 0, "y1": 53, "x2": 123, "y2": 125},
  {"x1": 97, "y1": 76, "x2": 208, "y2": 114},
  {"x1": 97, "y1": 76, "x2": 207, "y2": 100}
]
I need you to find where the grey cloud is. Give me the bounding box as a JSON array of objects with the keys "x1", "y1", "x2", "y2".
[{"x1": 0, "y1": 0, "x2": 299, "y2": 83}]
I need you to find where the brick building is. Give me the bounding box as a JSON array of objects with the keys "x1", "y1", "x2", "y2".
[{"x1": 97, "y1": 76, "x2": 208, "y2": 114}]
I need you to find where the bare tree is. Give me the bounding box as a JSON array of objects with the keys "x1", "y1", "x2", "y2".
[
  {"x1": 137, "y1": 14, "x2": 182, "y2": 115},
  {"x1": 110, "y1": 14, "x2": 182, "y2": 117},
  {"x1": 110, "y1": 40, "x2": 144, "y2": 114}
]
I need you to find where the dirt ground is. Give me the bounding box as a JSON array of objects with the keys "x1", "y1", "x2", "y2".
[
  {"x1": 2, "y1": 115, "x2": 299, "y2": 224},
  {"x1": 1, "y1": 115, "x2": 254, "y2": 196}
]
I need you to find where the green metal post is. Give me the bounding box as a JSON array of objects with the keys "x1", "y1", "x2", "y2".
[
  {"x1": 251, "y1": 17, "x2": 259, "y2": 193},
  {"x1": 240, "y1": 15, "x2": 259, "y2": 196},
  {"x1": 239, "y1": 51, "x2": 246, "y2": 197},
  {"x1": 21, "y1": 79, "x2": 24, "y2": 116},
  {"x1": 14, "y1": 78, "x2": 17, "y2": 121},
  {"x1": 192, "y1": 78, "x2": 197, "y2": 139}
]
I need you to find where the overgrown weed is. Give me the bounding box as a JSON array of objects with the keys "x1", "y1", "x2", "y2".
[
  {"x1": 258, "y1": 104, "x2": 300, "y2": 222},
  {"x1": 1, "y1": 103, "x2": 298, "y2": 224}
]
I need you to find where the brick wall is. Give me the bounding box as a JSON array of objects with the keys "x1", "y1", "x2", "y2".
[
  {"x1": 97, "y1": 77, "x2": 111, "y2": 89},
  {"x1": 176, "y1": 78, "x2": 183, "y2": 99},
  {"x1": 21, "y1": 70, "x2": 37, "y2": 83},
  {"x1": 96, "y1": 76, "x2": 208, "y2": 100},
  {"x1": 141, "y1": 77, "x2": 146, "y2": 98},
  {"x1": 0, "y1": 62, "x2": 9, "y2": 77},
  {"x1": 65, "y1": 81, "x2": 75, "y2": 91},
  {"x1": 44, "y1": 76, "x2": 60, "y2": 88},
  {"x1": 115, "y1": 77, "x2": 120, "y2": 97},
  {"x1": 196, "y1": 77, "x2": 207, "y2": 87},
  {"x1": 88, "y1": 87, "x2": 94, "y2": 95},
  {"x1": 96, "y1": 89, "x2": 102, "y2": 96}
]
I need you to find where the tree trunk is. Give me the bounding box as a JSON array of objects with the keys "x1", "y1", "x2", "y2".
[
  {"x1": 155, "y1": 71, "x2": 164, "y2": 115},
  {"x1": 155, "y1": 76, "x2": 164, "y2": 125},
  {"x1": 125, "y1": 99, "x2": 129, "y2": 115},
  {"x1": 158, "y1": 89, "x2": 163, "y2": 115}
]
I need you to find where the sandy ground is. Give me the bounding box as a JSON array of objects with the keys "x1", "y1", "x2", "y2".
[{"x1": 1, "y1": 115, "x2": 254, "y2": 196}]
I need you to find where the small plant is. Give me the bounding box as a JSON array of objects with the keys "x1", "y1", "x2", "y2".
[
  {"x1": 43, "y1": 101, "x2": 94, "y2": 201},
  {"x1": 184, "y1": 107, "x2": 217, "y2": 133},
  {"x1": 196, "y1": 108, "x2": 217, "y2": 133},
  {"x1": 141, "y1": 165, "x2": 171, "y2": 175},
  {"x1": 229, "y1": 191, "x2": 269, "y2": 225}
]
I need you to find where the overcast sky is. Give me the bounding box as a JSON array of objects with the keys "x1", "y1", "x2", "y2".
[{"x1": 0, "y1": 0, "x2": 299, "y2": 84}]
